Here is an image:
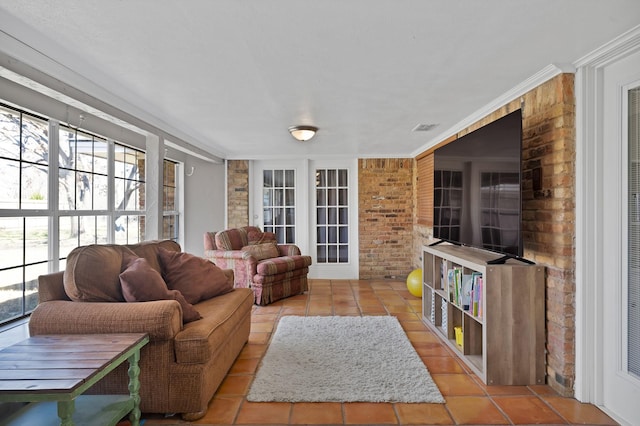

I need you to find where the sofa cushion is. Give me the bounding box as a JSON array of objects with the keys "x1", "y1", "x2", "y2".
[
  {"x1": 158, "y1": 248, "x2": 233, "y2": 304},
  {"x1": 241, "y1": 242, "x2": 279, "y2": 261},
  {"x1": 256, "y1": 255, "x2": 313, "y2": 276},
  {"x1": 64, "y1": 244, "x2": 131, "y2": 302},
  {"x1": 119, "y1": 254, "x2": 201, "y2": 323}
]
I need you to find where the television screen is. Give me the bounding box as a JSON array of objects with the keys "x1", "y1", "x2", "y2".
[{"x1": 433, "y1": 109, "x2": 523, "y2": 258}]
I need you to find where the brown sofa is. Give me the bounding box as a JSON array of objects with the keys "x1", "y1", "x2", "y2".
[{"x1": 29, "y1": 240, "x2": 253, "y2": 421}]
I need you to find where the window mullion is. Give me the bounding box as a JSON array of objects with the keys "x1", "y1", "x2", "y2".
[
  {"x1": 107, "y1": 139, "x2": 115, "y2": 242},
  {"x1": 48, "y1": 119, "x2": 60, "y2": 272}
]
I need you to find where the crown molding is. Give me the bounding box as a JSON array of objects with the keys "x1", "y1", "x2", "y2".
[
  {"x1": 411, "y1": 63, "x2": 575, "y2": 158},
  {"x1": 574, "y1": 24, "x2": 640, "y2": 68}
]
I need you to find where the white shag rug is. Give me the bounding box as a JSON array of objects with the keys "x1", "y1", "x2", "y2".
[{"x1": 247, "y1": 316, "x2": 445, "y2": 403}]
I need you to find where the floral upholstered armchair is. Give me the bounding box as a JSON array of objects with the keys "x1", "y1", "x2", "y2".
[{"x1": 203, "y1": 226, "x2": 312, "y2": 305}]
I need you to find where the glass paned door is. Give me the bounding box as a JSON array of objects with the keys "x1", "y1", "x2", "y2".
[
  {"x1": 263, "y1": 169, "x2": 296, "y2": 244},
  {"x1": 315, "y1": 168, "x2": 349, "y2": 264},
  {"x1": 628, "y1": 86, "x2": 640, "y2": 378},
  {"x1": 599, "y1": 52, "x2": 640, "y2": 425}
]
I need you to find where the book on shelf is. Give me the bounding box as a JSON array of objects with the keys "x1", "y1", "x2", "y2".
[
  {"x1": 447, "y1": 267, "x2": 472, "y2": 307},
  {"x1": 472, "y1": 275, "x2": 483, "y2": 319},
  {"x1": 461, "y1": 273, "x2": 475, "y2": 310},
  {"x1": 466, "y1": 272, "x2": 482, "y2": 317},
  {"x1": 446, "y1": 268, "x2": 453, "y2": 302},
  {"x1": 446, "y1": 268, "x2": 459, "y2": 304}
]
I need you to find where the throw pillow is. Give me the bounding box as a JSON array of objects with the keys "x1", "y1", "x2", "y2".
[
  {"x1": 245, "y1": 227, "x2": 277, "y2": 245},
  {"x1": 119, "y1": 255, "x2": 202, "y2": 323},
  {"x1": 157, "y1": 247, "x2": 233, "y2": 304},
  {"x1": 126, "y1": 240, "x2": 181, "y2": 273},
  {"x1": 241, "y1": 242, "x2": 279, "y2": 261}
]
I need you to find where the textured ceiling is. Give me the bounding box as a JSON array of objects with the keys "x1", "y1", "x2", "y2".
[{"x1": 1, "y1": 1, "x2": 639, "y2": 160}]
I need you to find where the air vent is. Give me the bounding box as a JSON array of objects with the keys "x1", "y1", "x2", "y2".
[{"x1": 412, "y1": 123, "x2": 438, "y2": 132}]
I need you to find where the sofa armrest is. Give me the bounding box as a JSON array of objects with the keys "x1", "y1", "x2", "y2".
[
  {"x1": 38, "y1": 271, "x2": 70, "y2": 302},
  {"x1": 28, "y1": 300, "x2": 183, "y2": 341}
]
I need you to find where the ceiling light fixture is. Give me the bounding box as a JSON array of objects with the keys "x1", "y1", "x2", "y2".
[{"x1": 288, "y1": 125, "x2": 318, "y2": 142}]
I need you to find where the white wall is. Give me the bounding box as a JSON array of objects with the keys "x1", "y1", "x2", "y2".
[{"x1": 182, "y1": 159, "x2": 226, "y2": 255}]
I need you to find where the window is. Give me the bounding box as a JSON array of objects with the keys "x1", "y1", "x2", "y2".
[
  {"x1": 0, "y1": 104, "x2": 49, "y2": 323},
  {"x1": 163, "y1": 159, "x2": 179, "y2": 241},
  {"x1": 0, "y1": 102, "x2": 151, "y2": 326},
  {"x1": 58, "y1": 125, "x2": 110, "y2": 257},
  {"x1": 113, "y1": 143, "x2": 145, "y2": 245}
]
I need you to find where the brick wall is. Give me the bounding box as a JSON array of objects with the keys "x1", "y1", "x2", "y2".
[
  {"x1": 226, "y1": 160, "x2": 249, "y2": 229},
  {"x1": 522, "y1": 74, "x2": 575, "y2": 395},
  {"x1": 358, "y1": 158, "x2": 415, "y2": 279},
  {"x1": 413, "y1": 73, "x2": 576, "y2": 396}
]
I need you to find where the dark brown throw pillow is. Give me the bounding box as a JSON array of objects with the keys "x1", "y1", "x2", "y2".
[
  {"x1": 119, "y1": 255, "x2": 202, "y2": 323},
  {"x1": 157, "y1": 247, "x2": 233, "y2": 304}
]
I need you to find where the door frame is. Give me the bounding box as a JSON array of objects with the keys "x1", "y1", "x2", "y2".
[{"x1": 575, "y1": 25, "x2": 640, "y2": 422}]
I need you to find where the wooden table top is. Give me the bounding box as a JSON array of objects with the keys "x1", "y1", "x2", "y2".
[{"x1": 0, "y1": 333, "x2": 148, "y2": 396}]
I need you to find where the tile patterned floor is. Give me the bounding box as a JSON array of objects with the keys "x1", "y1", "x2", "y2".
[{"x1": 134, "y1": 279, "x2": 620, "y2": 425}]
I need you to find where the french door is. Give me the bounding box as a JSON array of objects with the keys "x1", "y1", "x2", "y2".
[
  {"x1": 600, "y1": 50, "x2": 640, "y2": 424},
  {"x1": 251, "y1": 160, "x2": 308, "y2": 250},
  {"x1": 311, "y1": 160, "x2": 358, "y2": 279},
  {"x1": 251, "y1": 159, "x2": 358, "y2": 279}
]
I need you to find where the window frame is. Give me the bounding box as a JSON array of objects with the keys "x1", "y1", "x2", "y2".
[{"x1": 0, "y1": 102, "x2": 155, "y2": 326}]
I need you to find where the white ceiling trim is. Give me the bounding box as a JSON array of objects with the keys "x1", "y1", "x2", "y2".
[
  {"x1": 574, "y1": 24, "x2": 640, "y2": 68},
  {"x1": 410, "y1": 63, "x2": 576, "y2": 157}
]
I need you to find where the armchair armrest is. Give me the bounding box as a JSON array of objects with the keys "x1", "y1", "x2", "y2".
[
  {"x1": 28, "y1": 300, "x2": 183, "y2": 341},
  {"x1": 203, "y1": 250, "x2": 257, "y2": 289},
  {"x1": 277, "y1": 244, "x2": 302, "y2": 256},
  {"x1": 205, "y1": 249, "x2": 249, "y2": 260}
]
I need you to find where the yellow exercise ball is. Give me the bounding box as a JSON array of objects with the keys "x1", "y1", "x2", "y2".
[{"x1": 406, "y1": 269, "x2": 422, "y2": 297}]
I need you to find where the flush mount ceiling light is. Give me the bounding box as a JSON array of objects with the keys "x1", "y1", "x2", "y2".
[{"x1": 288, "y1": 125, "x2": 318, "y2": 142}]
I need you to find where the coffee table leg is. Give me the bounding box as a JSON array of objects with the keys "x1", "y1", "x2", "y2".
[
  {"x1": 127, "y1": 349, "x2": 142, "y2": 426},
  {"x1": 57, "y1": 399, "x2": 75, "y2": 426}
]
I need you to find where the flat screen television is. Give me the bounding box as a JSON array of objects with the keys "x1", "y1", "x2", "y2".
[{"x1": 432, "y1": 109, "x2": 523, "y2": 260}]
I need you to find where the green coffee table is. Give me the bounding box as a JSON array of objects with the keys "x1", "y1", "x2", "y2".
[{"x1": 0, "y1": 333, "x2": 149, "y2": 426}]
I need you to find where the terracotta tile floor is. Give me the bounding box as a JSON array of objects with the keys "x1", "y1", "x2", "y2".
[{"x1": 137, "y1": 279, "x2": 619, "y2": 426}]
